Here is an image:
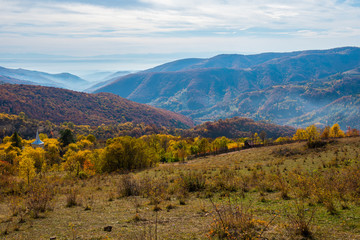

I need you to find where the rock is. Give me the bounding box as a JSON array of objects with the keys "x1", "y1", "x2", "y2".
[
  {"x1": 50, "y1": 237, "x2": 56, "y2": 240},
  {"x1": 104, "y1": 226, "x2": 112, "y2": 232}
]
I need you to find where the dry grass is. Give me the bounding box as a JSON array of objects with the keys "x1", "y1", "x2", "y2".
[{"x1": 1, "y1": 137, "x2": 360, "y2": 239}]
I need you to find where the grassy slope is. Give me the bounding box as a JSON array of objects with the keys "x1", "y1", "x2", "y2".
[{"x1": 1, "y1": 137, "x2": 360, "y2": 239}]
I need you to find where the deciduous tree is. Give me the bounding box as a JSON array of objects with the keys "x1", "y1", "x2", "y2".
[
  {"x1": 19, "y1": 156, "x2": 36, "y2": 184},
  {"x1": 329, "y1": 123, "x2": 345, "y2": 138}
]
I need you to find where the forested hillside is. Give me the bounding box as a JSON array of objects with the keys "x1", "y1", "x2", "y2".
[
  {"x1": 0, "y1": 84, "x2": 194, "y2": 129},
  {"x1": 0, "y1": 112, "x2": 295, "y2": 141}
]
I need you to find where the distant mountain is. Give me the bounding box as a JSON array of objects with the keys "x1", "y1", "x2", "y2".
[
  {"x1": 0, "y1": 75, "x2": 37, "y2": 85},
  {"x1": 0, "y1": 66, "x2": 89, "y2": 91},
  {"x1": 81, "y1": 71, "x2": 115, "y2": 82},
  {"x1": 82, "y1": 71, "x2": 132, "y2": 82},
  {"x1": 0, "y1": 84, "x2": 194, "y2": 128},
  {"x1": 94, "y1": 47, "x2": 360, "y2": 129},
  {"x1": 83, "y1": 71, "x2": 133, "y2": 93},
  {"x1": 143, "y1": 52, "x2": 298, "y2": 72}
]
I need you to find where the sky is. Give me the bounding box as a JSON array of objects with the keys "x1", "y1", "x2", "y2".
[{"x1": 0, "y1": 0, "x2": 360, "y2": 74}]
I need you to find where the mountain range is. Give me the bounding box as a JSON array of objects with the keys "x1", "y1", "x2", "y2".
[
  {"x1": 0, "y1": 66, "x2": 89, "y2": 91},
  {"x1": 93, "y1": 47, "x2": 360, "y2": 129},
  {"x1": 1, "y1": 47, "x2": 359, "y2": 131}
]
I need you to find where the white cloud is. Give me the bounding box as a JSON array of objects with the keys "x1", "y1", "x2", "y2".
[{"x1": 0, "y1": 0, "x2": 359, "y2": 56}]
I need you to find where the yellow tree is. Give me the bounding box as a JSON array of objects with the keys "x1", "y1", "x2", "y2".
[
  {"x1": 22, "y1": 147, "x2": 46, "y2": 173},
  {"x1": 293, "y1": 129, "x2": 307, "y2": 141},
  {"x1": 77, "y1": 139, "x2": 94, "y2": 150},
  {"x1": 63, "y1": 149, "x2": 92, "y2": 176},
  {"x1": 44, "y1": 138, "x2": 61, "y2": 166},
  {"x1": 320, "y1": 126, "x2": 331, "y2": 139},
  {"x1": 198, "y1": 138, "x2": 210, "y2": 154},
  {"x1": 0, "y1": 143, "x2": 20, "y2": 164},
  {"x1": 305, "y1": 125, "x2": 320, "y2": 143},
  {"x1": 19, "y1": 156, "x2": 36, "y2": 184},
  {"x1": 329, "y1": 123, "x2": 345, "y2": 138}
]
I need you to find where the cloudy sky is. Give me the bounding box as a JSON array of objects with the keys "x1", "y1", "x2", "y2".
[{"x1": 1, "y1": 0, "x2": 360, "y2": 72}]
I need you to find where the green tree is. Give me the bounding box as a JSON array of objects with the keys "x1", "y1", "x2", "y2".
[
  {"x1": 212, "y1": 137, "x2": 229, "y2": 152},
  {"x1": 59, "y1": 129, "x2": 75, "y2": 148},
  {"x1": 86, "y1": 134, "x2": 96, "y2": 143},
  {"x1": 10, "y1": 131, "x2": 23, "y2": 149}
]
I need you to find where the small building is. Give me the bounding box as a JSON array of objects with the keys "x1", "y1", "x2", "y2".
[{"x1": 31, "y1": 130, "x2": 44, "y2": 148}]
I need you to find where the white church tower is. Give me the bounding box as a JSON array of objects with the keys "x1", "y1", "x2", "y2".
[{"x1": 31, "y1": 130, "x2": 44, "y2": 148}]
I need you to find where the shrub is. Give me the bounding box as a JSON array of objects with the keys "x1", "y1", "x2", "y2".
[
  {"x1": 208, "y1": 198, "x2": 268, "y2": 239},
  {"x1": 117, "y1": 174, "x2": 140, "y2": 197},
  {"x1": 66, "y1": 188, "x2": 79, "y2": 208},
  {"x1": 273, "y1": 147, "x2": 302, "y2": 157},
  {"x1": 26, "y1": 181, "x2": 55, "y2": 218},
  {"x1": 179, "y1": 170, "x2": 206, "y2": 192},
  {"x1": 307, "y1": 140, "x2": 327, "y2": 149},
  {"x1": 285, "y1": 201, "x2": 316, "y2": 239},
  {"x1": 210, "y1": 169, "x2": 239, "y2": 193},
  {"x1": 8, "y1": 196, "x2": 26, "y2": 217}
]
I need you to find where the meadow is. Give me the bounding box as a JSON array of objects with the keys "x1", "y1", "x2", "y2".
[{"x1": 1, "y1": 136, "x2": 359, "y2": 239}]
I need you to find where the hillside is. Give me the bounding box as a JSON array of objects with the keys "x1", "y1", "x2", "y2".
[
  {"x1": 0, "y1": 113, "x2": 295, "y2": 141},
  {"x1": 0, "y1": 66, "x2": 89, "y2": 91},
  {"x1": 0, "y1": 84, "x2": 194, "y2": 128},
  {"x1": 93, "y1": 47, "x2": 360, "y2": 129},
  {"x1": 183, "y1": 117, "x2": 295, "y2": 139},
  {"x1": 1, "y1": 137, "x2": 359, "y2": 239},
  {"x1": 288, "y1": 94, "x2": 360, "y2": 128}
]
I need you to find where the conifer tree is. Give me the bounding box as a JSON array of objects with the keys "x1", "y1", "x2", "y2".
[
  {"x1": 59, "y1": 129, "x2": 75, "y2": 147},
  {"x1": 10, "y1": 131, "x2": 23, "y2": 149}
]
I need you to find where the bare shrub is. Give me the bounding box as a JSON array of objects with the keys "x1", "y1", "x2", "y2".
[
  {"x1": 26, "y1": 181, "x2": 55, "y2": 218},
  {"x1": 66, "y1": 188, "x2": 79, "y2": 208},
  {"x1": 208, "y1": 197, "x2": 271, "y2": 239},
  {"x1": 285, "y1": 201, "x2": 316, "y2": 239},
  {"x1": 273, "y1": 170, "x2": 290, "y2": 200},
  {"x1": 138, "y1": 175, "x2": 168, "y2": 210},
  {"x1": 117, "y1": 174, "x2": 140, "y2": 197},
  {"x1": 8, "y1": 196, "x2": 25, "y2": 217}
]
